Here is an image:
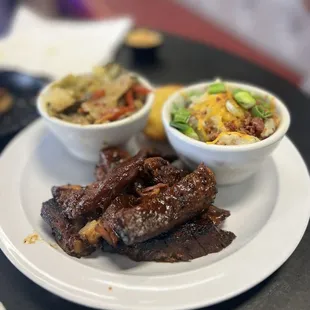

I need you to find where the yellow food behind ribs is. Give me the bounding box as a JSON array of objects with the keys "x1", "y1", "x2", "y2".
[{"x1": 144, "y1": 85, "x2": 182, "y2": 141}]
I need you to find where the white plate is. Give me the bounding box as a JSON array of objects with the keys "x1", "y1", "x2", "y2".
[{"x1": 0, "y1": 120, "x2": 310, "y2": 310}]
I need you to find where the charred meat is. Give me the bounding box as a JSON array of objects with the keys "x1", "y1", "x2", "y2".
[
  {"x1": 41, "y1": 199, "x2": 95, "y2": 257},
  {"x1": 41, "y1": 147, "x2": 235, "y2": 263},
  {"x1": 52, "y1": 149, "x2": 152, "y2": 219},
  {"x1": 98, "y1": 164, "x2": 217, "y2": 246},
  {"x1": 141, "y1": 157, "x2": 187, "y2": 186},
  {"x1": 95, "y1": 195, "x2": 138, "y2": 246},
  {"x1": 95, "y1": 147, "x2": 130, "y2": 181},
  {"x1": 207, "y1": 205, "x2": 231, "y2": 226},
  {"x1": 79, "y1": 204, "x2": 231, "y2": 258},
  {"x1": 102, "y1": 210, "x2": 235, "y2": 262}
]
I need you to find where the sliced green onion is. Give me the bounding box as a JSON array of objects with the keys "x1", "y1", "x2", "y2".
[
  {"x1": 233, "y1": 91, "x2": 256, "y2": 109},
  {"x1": 253, "y1": 95, "x2": 270, "y2": 109},
  {"x1": 170, "y1": 122, "x2": 199, "y2": 140},
  {"x1": 253, "y1": 94, "x2": 264, "y2": 101},
  {"x1": 208, "y1": 83, "x2": 226, "y2": 94},
  {"x1": 232, "y1": 88, "x2": 243, "y2": 95},
  {"x1": 183, "y1": 127, "x2": 199, "y2": 140},
  {"x1": 170, "y1": 121, "x2": 190, "y2": 131},
  {"x1": 251, "y1": 105, "x2": 272, "y2": 119},
  {"x1": 173, "y1": 108, "x2": 190, "y2": 123}
]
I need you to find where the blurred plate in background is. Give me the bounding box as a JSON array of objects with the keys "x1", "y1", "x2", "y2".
[{"x1": 0, "y1": 70, "x2": 51, "y2": 137}]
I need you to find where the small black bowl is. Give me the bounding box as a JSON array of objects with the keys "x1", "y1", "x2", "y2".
[
  {"x1": 0, "y1": 70, "x2": 52, "y2": 137},
  {"x1": 129, "y1": 45, "x2": 161, "y2": 65},
  {"x1": 125, "y1": 28, "x2": 163, "y2": 65}
]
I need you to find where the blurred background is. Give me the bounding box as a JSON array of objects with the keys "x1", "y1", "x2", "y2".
[{"x1": 0, "y1": 0, "x2": 309, "y2": 90}]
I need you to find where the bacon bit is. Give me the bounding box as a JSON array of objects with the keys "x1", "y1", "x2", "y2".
[
  {"x1": 132, "y1": 85, "x2": 151, "y2": 95},
  {"x1": 125, "y1": 89, "x2": 135, "y2": 108},
  {"x1": 90, "y1": 89, "x2": 105, "y2": 100}
]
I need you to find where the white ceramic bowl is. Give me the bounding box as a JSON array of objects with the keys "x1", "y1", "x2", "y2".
[
  {"x1": 162, "y1": 81, "x2": 291, "y2": 185},
  {"x1": 37, "y1": 75, "x2": 154, "y2": 163}
]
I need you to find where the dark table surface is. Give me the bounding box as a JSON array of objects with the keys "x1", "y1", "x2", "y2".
[{"x1": 1, "y1": 33, "x2": 310, "y2": 310}]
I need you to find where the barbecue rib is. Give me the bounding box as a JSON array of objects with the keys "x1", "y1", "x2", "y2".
[
  {"x1": 79, "y1": 203, "x2": 231, "y2": 255},
  {"x1": 98, "y1": 163, "x2": 217, "y2": 246},
  {"x1": 102, "y1": 210, "x2": 235, "y2": 262},
  {"x1": 41, "y1": 199, "x2": 95, "y2": 257},
  {"x1": 142, "y1": 157, "x2": 187, "y2": 186},
  {"x1": 95, "y1": 194, "x2": 138, "y2": 245},
  {"x1": 129, "y1": 157, "x2": 187, "y2": 198},
  {"x1": 95, "y1": 147, "x2": 130, "y2": 181},
  {"x1": 41, "y1": 146, "x2": 236, "y2": 262},
  {"x1": 52, "y1": 149, "x2": 153, "y2": 219}
]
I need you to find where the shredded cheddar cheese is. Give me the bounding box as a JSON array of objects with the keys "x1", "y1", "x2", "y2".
[{"x1": 190, "y1": 93, "x2": 242, "y2": 134}]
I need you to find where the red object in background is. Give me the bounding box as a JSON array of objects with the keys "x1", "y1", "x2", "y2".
[{"x1": 75, "y1": 0, "x2": 300, "y2": 85}]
